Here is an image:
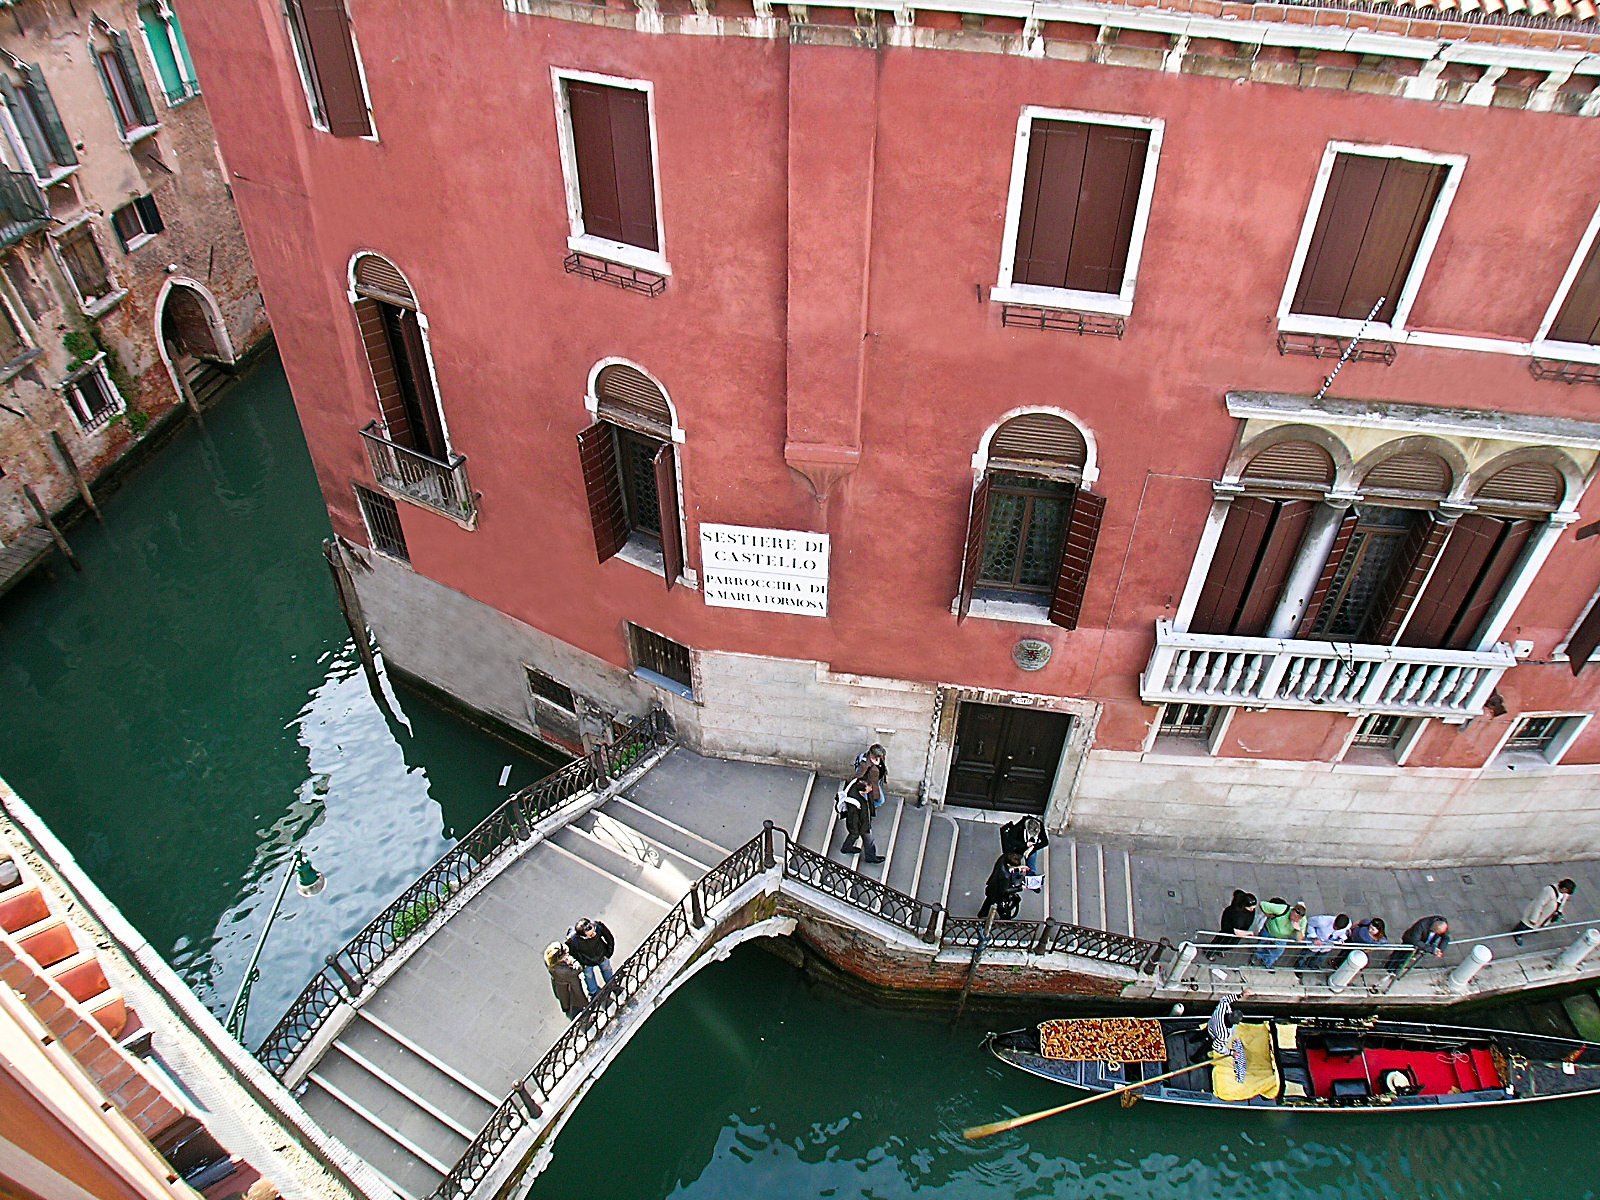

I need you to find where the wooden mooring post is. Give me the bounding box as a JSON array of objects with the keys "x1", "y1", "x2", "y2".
[
  {"x1": 49, "y1": 431, "x2": 101, "y2": 522},
  {"x1": 321, "y1": 537, "x2": 395, "y2": 720},
  {"x1": 951, "y1": 910, "x2": 995, "y2": 1027},
  {"x1": 21, "y1": 484, "x2": 79, "y2": 572}
]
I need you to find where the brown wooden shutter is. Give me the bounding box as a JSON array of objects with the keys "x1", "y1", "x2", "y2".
[
  {"x1": 393, "y1": 309, "x2": 446, "y2": 460},
  {"x1": 1235, "y1": 500, "x2": 1313, "y2": 637},
  {"x1": 1049, "y1": 489, "x2": 1105, "y2": 630},
  {"x1": 568, "y1": 82, "x2": 658, "y2": 253},
  {"x1": 1399, "y1": 514, "x2": 1501, "y2": 648},
  {"x1": 1012, "y1": 121, "x2": 1147, "y2": 294},
  {"x1": 956, "y1": 474, "x2": 991, "y2": 624},
  {"x1": 1550, "y1": 237, "x2": 1600, "y2": 346},
  {"x1": 1297, "y1": 510, "x2": 1360, "y2": 637},
  {"x1": 355, "y1": 297, "x2": 410, "y2": 443},
  {"x1": 653, "y1": 443, "x2": 681, "y2": 589},
  {"x1": 1569, "y1": 592, "x2": 1600, "y2": 676},
  {"x1": 1371, "y1": 515, "x2": 1452, "y2": 644},
  {"x1": 1445, "y1": 518, "x2": 1533, "y2": 650},
  {"x1": 1189, "y1": 497, "x2": 1275, "y2": 635},
  {"x1": 1292, "y1": 155, "x2": 1445, "y2": 323},
  {"x1": 578, "y1": 423, "x2": 628, "y2": 564},
  {"x1": 293, "y1": 0, "x2": 370, "y2": 137}
]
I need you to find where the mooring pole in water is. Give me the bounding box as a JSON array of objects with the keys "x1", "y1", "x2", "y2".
[
  {"x1": 48, "y1": 431, "x2": 101, "y2": 523},
  {"x1": 22, "y1": 484, "x2": 80, "y2": 572},
  {"x1": 322, "y1": 537, "x2": 395, "y2": 720},
  {"x1": 166, "y1": 340, "x2": 205, "y2": 426},
  {"x1": 952, "y1": 909, "x2": 995, "y2": 1027}
]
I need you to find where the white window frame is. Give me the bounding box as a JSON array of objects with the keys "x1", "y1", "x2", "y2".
[
  {"x1": 112, "y1": 195, "x2": 160, "y2": 253},
  {"x1": 1277, "y1": 141, "x2": 1466, "y2": 341},
  {"x1": 1492, "y1": 712, "x2": 1591, "y2": 768},
  {"x1": 49, "y1": 218, "x2": 124, "y2": 315},
  {"x1": 550, "y1": 68, "x2": 670, "y2": 278},
  {"x1": 990, "y1": 106, "x2": 1164, "y2": 319},
  {"x1": 1533, "y1": 199, "x2": 1600, "y2": 366},
  {"x1": 281, "y1": 0, "x2": 378, "y2": 141},
  {"x1": 345, "y1": 253, "x2": 456, "y2": 459},
  {"x1": 138, "y1": 1, "x2": 200, "y2": 107},
  {"x1": 0, "y1": 89, "x2": 75, "y2": 188},
  {"x1": 59, "y1": 353, "x2": 125, "y2": 434},
  {"x1": 90, "y1": 31, "x2": 161, "y2": 145},
  {"x1": 0, "y1": 282, "x2": 35, "y2": 369}
]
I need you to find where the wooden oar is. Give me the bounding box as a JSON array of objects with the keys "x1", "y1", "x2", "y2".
[{"x1": 963, "y1": 1056, "x2": 1229, "y2": 1140}]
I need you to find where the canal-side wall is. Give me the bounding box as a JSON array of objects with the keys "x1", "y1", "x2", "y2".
[{"x1": 349, "y1": 546, "x2": 1600, "y2": 867}]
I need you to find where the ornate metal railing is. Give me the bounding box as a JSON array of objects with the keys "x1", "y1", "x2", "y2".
[
  {"x1": 1141, "y1": 618, "x2": 1514, "y2": 718},
  {"x1": 942, "y1": 915, "x2": 1166, "y2": 971},
  {"x1": 360, "y1": 421, "x2": 476, "y2": 523},
  {"x1": 780, "y1": 841, "x2": 939, "y2": 942},
  {"x1": 253, "y1": 710, "x2": 669, "y2": 1077}
]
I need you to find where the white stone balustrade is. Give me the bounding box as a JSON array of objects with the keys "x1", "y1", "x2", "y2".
[{"x1": 1141, "y1": 619, "x2": 1516, "y2": 718}]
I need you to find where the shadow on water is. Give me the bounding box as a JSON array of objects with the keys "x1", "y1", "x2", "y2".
[
  {"x1": 537, "y1": 945, "x2": 1600, "y2": 1200},
  {"x1": 0, "y1": 351, "x2": 553, "y2": 1041}
]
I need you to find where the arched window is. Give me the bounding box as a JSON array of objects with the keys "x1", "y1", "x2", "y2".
[
  {"x1": 957, "y1": 411, "x2": 1103, "y2": 628},
  {"x1": 576, "y1": 361, "x2": 685, "y2": 587},
  {"x1": 352, "y1": 254, "x2": 447, "y2": 461}
]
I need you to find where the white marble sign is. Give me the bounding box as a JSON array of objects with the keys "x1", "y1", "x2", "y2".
[{"x1": 699, "y1": 523, "x2": 829, "y2": 616}]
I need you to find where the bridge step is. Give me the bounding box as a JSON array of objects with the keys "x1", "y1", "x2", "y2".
[
  {"x1": 607, "y1": 793, "x2": 733, "y2": 864},
  {"x1": 547, "y1": 823, "x2": 683, "y2": 908},
  {"x1": 307, "y1": 1049, "x2": 468, "y2": 1171},
  {"x1": 883, "y1": 804, "x2": 931, "y2": 897},
  {"x1": 298, "y1": 1074, "x2": 440, "y2": 1199},
  {"x1": 353, "y1": 1010, "x2": 501, "y2": 1106}
]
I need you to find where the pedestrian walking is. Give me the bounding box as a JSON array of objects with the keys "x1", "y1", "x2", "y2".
[
  {"x1": 852, "y1": 744, "x2": 888, "y2": 810},
  {"x1": 1513, "y1": 879, "x2": 1576, "y2": 945},
  {"x1": 1252, "y1": 899, "x2": 1305, "y2": 968},
  {"x1": 837, "y1": 777, "x2": 884, "y2": 863},
  {"x1": 978, "y1": 852, "x2": 1027, "y2": 921},
  {"x1": 1204, "y1": 889, "x2": 1257, "y2": 961},
  {"x1": 999, "y1": 815, "x2": 1049, "y2": 876},
  {"x1": 566, "y1": 917, "x2": 616, "y2": 995},
  {"x1": 1295, "y1": 913, "x2": 1350, "y2": 971},
  {"x1": 1388, "y1": 915, "x2": 1449, "y2": 974},
  {"x1": 545, "y1": 941, "x2": 588, "y2": 1019}
]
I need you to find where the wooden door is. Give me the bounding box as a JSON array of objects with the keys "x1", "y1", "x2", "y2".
[{"x1": 947, "y1": 702, "x2": 1070, "y2": 814}]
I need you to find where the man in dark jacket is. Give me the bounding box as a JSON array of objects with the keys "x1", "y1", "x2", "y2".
[
  {"x1": 1388, "y1": 915, "x2": 1449, "y2": 974},
  {"x1": 838, "y1": 778, "x2": 885, "y2": 863},
  {"x1": 999, "y1": 816, "x2": 1049, "y2": 875},
  {"x1": 978, "y1": 852, "x2": 1026, "y2": 921},
  {"x1": 567, "y1": 917, "x2": 617, "y2": 995}
]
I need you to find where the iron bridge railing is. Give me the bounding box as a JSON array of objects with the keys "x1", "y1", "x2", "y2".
[{"x1": 252, "y1": 710, "x2": 669, "y2": 1077}]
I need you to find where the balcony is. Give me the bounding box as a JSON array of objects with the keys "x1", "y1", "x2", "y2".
[
  {"x1": 0, "y1": 169, "x2": 48, "y2": 249},
  {"x1": 1140, "y1": 619, "x2": 1516, "y2": 719},
  {"x1": 360, "y1": 421, "x2": 476, "y2": 525}
]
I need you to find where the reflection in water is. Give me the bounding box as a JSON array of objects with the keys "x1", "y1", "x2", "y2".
[
  {"x1": 541, "y1": 948, "x2": 1600, "y2": 1199},
  {"x1": 0, "y1": 352, "x2": 551, "y2": 1043}
]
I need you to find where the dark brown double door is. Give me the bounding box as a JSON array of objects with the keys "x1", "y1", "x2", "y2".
[{"x1": 947, "y1": 702, "x2": 1071, "y2": 814}]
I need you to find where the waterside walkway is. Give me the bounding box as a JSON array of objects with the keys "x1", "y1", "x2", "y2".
[{"x1": 257, "y1": 729, "x2": 1600, "y2": 1200}]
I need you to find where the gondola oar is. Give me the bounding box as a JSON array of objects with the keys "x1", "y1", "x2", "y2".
[{"x1": 963, "y1": 1056, "x2": 1231, "y2": 1140}]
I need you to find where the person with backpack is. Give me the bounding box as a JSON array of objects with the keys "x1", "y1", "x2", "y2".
[
  {"x1": 851, "y1": 744, "x2": 887, "y2": 810},
  {"x1": 978, "y1": 852, "x2": 1027, "y2": 921},
  {"x1": 837, "y1": 776, "x2": 884, "y2": 863},
  {"x1": 1512, "y1": 879, "x2": 1575, "y2": 945}
]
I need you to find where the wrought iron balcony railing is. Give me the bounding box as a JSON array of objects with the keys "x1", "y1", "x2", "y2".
[
  {"x1": 360, "y1": 421, "x2": 475, "y2": 523},
  {"x1": 1141, "y1": 618, "x2": 1516, "y2": 719},
  {"x1": 0, "y1": 168, "x2": 49, "y2": 249}
]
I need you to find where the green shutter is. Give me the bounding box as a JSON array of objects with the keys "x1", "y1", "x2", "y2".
[
  {"x1": 19, "y1": 66, "x2": 75, "y2": 167},
  {"x1": 0, "y1": 76, "x2": 49, "y2": 174},
  {"x1": 139, "y1": 6, "x2": 186, "y2": 102},
  {"x1": 170, "y1": 10, "x2": 199, "y2": 92},
  {"x1": 110, "y1": 31, "x2": 159, "y2": 127}
]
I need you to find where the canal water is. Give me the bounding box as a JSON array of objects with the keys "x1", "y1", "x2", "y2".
[{"x1": 2, "y1": 353, "x2": 1595, "y2": 1197}]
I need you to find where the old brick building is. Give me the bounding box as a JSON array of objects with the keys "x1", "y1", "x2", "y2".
[
  {"x1": 0, "y1": 0, "x2": 268, "y2": 545},
  {"x1": 188, "y1": 0, "x2": 1600, "y2": 865}
]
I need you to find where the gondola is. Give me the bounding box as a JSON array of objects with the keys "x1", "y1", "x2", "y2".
[{"x1": 984, "y1": 1011, "x2": 1600, "y2": 1112}]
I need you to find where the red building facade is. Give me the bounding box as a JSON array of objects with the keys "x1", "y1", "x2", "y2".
[{"x1": 188, "y1": 0, "x2": 1600, "y2": 864}]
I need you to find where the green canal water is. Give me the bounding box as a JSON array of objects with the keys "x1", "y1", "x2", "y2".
[{"x1": 1, "y1": 353, "x2": 1595, "y2": 1198}]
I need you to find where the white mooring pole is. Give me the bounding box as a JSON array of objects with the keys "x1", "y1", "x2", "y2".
[
  {"x1": 1446, "y1": 944, "x2": 1492, "y2": 993},
  {"x1": 1555, "y1": 928, "x2": 1600, "y2": 971},
  {"x1": 1328, "y1": 948, "x2": 1367, "y2": 993},
  {"x1": 1165, "y1": 942, "x2": 1199, "y2": 986}
]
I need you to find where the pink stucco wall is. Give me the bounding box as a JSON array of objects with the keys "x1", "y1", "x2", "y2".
[{"x1": 184, "y1": 0, "x2": 1600, "y2": 769}]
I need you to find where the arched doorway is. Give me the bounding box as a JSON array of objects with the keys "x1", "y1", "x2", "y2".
[{"x1": 156, "y1": 280, "x2": 234, "y2": 411}]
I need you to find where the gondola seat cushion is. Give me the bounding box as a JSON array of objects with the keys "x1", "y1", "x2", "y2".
[{"x1": 1331, "y1": 1077, "x2": 1370, "y2": 1099}]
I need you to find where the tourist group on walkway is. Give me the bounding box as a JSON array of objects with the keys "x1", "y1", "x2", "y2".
[
  {"x1": 1209, "y1": 877, "x2": 1576, "y2": 978},
  {"x1": 545, "y1": 916, "x2": 616, "y2": 1020}
]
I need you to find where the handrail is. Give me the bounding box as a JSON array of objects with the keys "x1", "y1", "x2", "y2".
[{"x1": 252, "y1": 710, "x2": 669, "y2": 1076}]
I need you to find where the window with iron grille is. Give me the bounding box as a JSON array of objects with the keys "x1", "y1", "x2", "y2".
[
  {"x1": 1353, "y1": 713, "x2": 1408, "y2": 748},
  {"x1": 525, "y1": 668, "x2": 576, "y2": 714},
  {"x1": 62, "y1": 360, "x2": 123, "y2": 434},
  {"x1": 1158, "y1": 703, "x2": 1219, "y2": 740},
  {"x1": 54, "y1": 225, "x2": 114, "y2": 308},
  {"x1": 1309, "y1": 507, "x2": 1419, "y2": 640},
  {"x1": 355, "y1": 483, "x2": 408, "y2": 562},
  {"x1": 978, "y1": 472, "x2": 1073, "y2": 594},
  {"x1": 111, "y1": 195, "x2": 163, "y2": 251},
  {"x1": 628, "y1": 623, "x2": 692, "y2": 695},
  {"x1": 1506, "y1": 715, "x2": 1570, "y2": 752}
]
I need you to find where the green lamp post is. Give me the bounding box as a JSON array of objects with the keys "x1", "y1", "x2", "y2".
[{"x1": 225, "y1": 848, "x2": 324, "y2": 1041}]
